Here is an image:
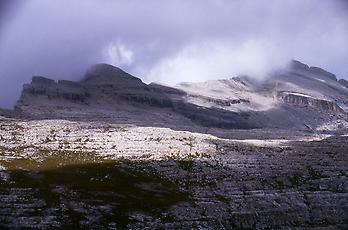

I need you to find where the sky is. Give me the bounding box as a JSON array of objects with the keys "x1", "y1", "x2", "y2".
[{"x1": 0, "y1": 0, "x2": 348, "y2": 108}]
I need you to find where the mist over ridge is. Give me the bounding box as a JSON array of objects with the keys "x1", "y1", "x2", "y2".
[{"x1": 0, "y1": 0, "x2": 348, "y2": 108}]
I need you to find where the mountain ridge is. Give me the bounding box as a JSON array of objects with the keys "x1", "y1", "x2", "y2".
[{"x1": 10, "y1": 60, "x2": 348, "y2": 133}]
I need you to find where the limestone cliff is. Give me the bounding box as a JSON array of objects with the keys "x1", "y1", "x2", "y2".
[{"x1": 279, "y1": 92, "x2": 344, "y2": 113}]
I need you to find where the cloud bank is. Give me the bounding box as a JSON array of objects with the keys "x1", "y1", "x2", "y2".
[{"x1": 0, "y1": 0, "x2": 348, "y2": 108}]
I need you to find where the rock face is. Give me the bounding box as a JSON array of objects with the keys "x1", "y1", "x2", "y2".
[
  {"x1": 18, "y1": 76, "x2": 89, "y2": 106},
  {"x1": 290, "y1": 60, "x2": 337, "y2": 81},
  {"x1": 308, "y1": 66, "x2": 337, "y2": 81},
  {"x1": 290, "y1": 59, "x2": 310, "y2": 71},
  {"x1": 83, "y1": 64, "x2": 145, "y2": 87},
  {"x1": 279, "y1": 92, "x2": 345, "y2": 113},
  {"x1": 14, "y1": 61, "x2": 348, "y2": 131},
  {"x1": 339, "y1": 79, "x2": 348, "y2": 88},
  {"x1": 16, "y1": 64, "x2": 180, "y2": 114}
]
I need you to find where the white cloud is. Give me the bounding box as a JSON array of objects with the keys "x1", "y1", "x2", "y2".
[
  {"x1": 104, "y1": 41, "x2": 134, "y2": 68},
  {"x1": 146, "y1": 39, "x2": 291, "y2": 85}
]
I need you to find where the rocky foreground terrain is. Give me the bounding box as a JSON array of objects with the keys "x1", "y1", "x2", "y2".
[{"x1": 0, "y1": 60, "x2": 347, "y2": 229}]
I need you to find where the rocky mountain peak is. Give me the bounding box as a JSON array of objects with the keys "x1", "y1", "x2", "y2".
[
  {"x1": 290, "y1": 60, "x2": 309, "y2": 71},
  {"x1": 82, "y1": 63, "x2": 144, "y2": 87},
  {"x1": 31, "y1": 76, "x2": 56, "y2": 86},
  {"x1": 308, "y1": 66, "x2": 337, "y2": 81},
  {"x1": 290, "y1": 60, "x2": 337, "y2": 81}
]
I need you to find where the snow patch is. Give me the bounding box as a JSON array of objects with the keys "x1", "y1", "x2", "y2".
[{"x1": 283, "y1": 92, "x2": 313, "y2": 98}]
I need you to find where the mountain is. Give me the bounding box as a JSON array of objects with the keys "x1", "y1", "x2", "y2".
[
  {"x1": 14, "y1": 61, "x2": 348, "y2": 132},
  {"x1": 2, "y1": 60, "x2": 348, "y2": 229}
]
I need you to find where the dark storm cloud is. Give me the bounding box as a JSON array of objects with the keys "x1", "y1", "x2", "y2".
[
  {"x1": 0, "y1": 0, "x2": 348, "y2": 108},
  {"x1": 0, "y1": 0, "x2": 13, "y2": 17},
  {"x1": 0, "y1": 0, "x2": 20, "y2": 30}
]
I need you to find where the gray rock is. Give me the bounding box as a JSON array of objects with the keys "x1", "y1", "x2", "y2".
[
  {"x1": 309, "y1": 66, "x2": 337, "y2": 81},
  {"x1": 279, "y1": 92, "x2": 344, "y2": 113},
  {"x1": 290, "y1": 60, "x2": 310, "y2": 71},
  {"x1": 339, "y1": 79, "x2": 348, "y2": 88},
  {"x1": 31, "y1": 76, "x2": 56, "y2": 86}
]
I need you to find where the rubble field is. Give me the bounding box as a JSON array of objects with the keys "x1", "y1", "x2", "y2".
[{"x1": 0, "y1": 118, "x2": 347, "y2": 229}]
